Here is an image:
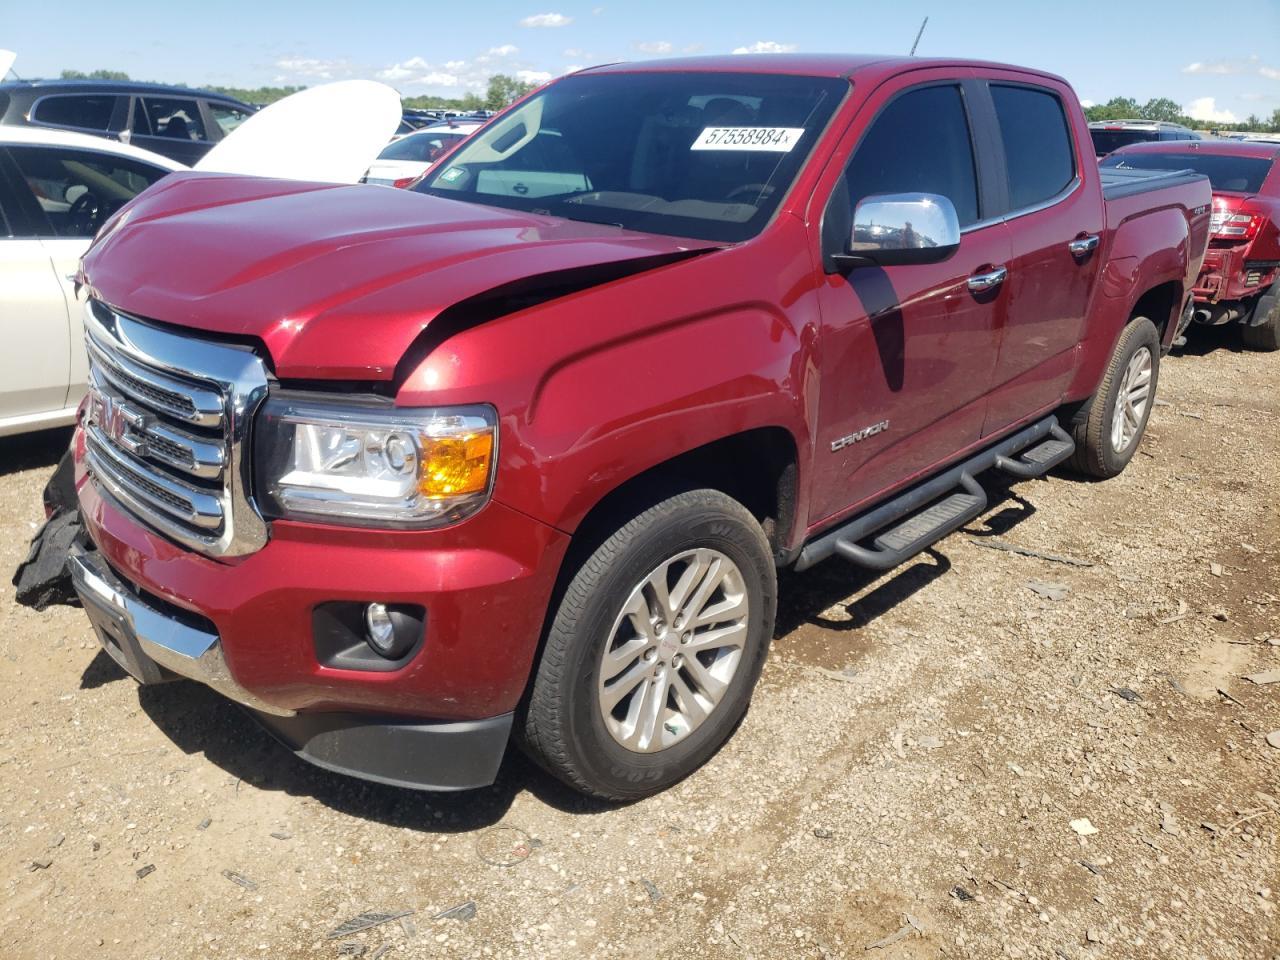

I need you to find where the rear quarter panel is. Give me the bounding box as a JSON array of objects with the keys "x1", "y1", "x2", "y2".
[{"x1": 1065, "y1": 182, "x2": 1210, "y2": 399}]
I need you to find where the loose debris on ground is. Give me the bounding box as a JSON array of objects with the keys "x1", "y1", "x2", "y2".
[{"x1": 0, "y1": 333, "x2": 1277, "y2": 958}]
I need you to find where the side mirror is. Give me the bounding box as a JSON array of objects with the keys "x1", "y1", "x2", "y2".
[{"x1": 832, "y1": 192, "x2": 961, "y2": 270}]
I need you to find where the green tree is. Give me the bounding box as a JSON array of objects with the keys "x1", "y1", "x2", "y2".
[
  {"x1": 1271, "y1": 108, "x2": 1280, "y2": 133},
  {"x1": 60, "y1": 68, "x2": 131, "y2": 80},
  {"x1": 484, "y1": 74, "x2": 536, "y2": 111},
  {"x1": 1141, "y1": 97, "x2": 1182, "y2": 122}
]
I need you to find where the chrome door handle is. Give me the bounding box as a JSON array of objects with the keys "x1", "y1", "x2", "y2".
[
  {"x1": 1069, "y1": 234, "x2": 1100, "y2": 256},
  {"x1": 966, "y1": 266, "x2": 1008, "y2": 293}
]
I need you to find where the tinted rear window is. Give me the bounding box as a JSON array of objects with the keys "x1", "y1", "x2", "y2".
[
  {"x1": 380, "y1": 130, "x2": 466, "y2": 162},
  {"x1": 32, "y1": 94, "x2": 120, "y2": 130},
  {"x1": 1090, "y1": 129, "x2": 1158, "y2": 156},
  {"x1": 1101, "y1": 152, "x2": 1273, "y2": 193},
  {"x1": 991, "y1": 85, "x2": 1075, "y2": 210}
]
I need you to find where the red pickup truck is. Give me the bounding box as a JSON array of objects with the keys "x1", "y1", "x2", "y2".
[
  {"x1": 67, "y1": 55, "x2": 1210, "y2": 800},
  {"x1": 1102, "y1": 140, "x2": 1280, "y2": 350}
]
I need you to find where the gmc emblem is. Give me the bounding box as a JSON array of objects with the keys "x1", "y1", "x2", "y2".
[{"x1": 89, "y1": 389, "x2": 150, "y2": 456}]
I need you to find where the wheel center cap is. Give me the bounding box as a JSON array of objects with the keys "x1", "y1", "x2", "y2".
[{"x1": 658, "y1": 636, "x2": 677, "y2": 659}]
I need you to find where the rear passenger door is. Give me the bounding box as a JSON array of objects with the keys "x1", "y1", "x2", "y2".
[
  {"x1": 808, "y1": 74, "x2": 1012, "y2": 523},
  {"x1": 977, "y1": 78, "x2": 1105, "y2": 436}
]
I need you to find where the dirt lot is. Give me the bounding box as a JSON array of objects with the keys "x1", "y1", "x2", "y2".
[{"x1": 1, "y1": 327, "x2": 1277, "y2": 960}]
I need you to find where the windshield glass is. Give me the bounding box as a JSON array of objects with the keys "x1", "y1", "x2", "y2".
[
  {"x1": 1102, "y1": 151, "x2": 1273, "y2": 193},
  {"x1": 413, "y1": 71, "x2": 848, "y2": 242},
  {"x1": 1090, "y1": 129, "x2": 1157, "y2": 156},
  {"x1": 379, "y1": 130, "x2": 467, "y2": 163}
]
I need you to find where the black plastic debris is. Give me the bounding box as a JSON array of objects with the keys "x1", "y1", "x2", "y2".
[
  {"x1": 135, "y1": 864, "x2": 156, "y2": 880},
  {"x1": 11, "y1": 450, "x2": 83, "y2": 610},
  {"x1": 327, "y1": 911, "x2": 414, "y2": 940},
  {"x1": 951, "y1": 885, "x2": 976, "y2": 902}
]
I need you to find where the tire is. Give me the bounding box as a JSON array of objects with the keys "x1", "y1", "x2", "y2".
[
  {"x1": 1067, "y1": 315, "x2": 1161, "y2": 479},
  {"x1": 1242, "y1": 288, "x2": 1280, "y2": 352},
  {"x1": 520, "y1": 489, "x2": 777, "y2": 801}
]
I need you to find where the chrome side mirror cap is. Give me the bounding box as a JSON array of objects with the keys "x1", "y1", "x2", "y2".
[{"x1": 834, "y1": 192, "x2": 961, "y2": 270}]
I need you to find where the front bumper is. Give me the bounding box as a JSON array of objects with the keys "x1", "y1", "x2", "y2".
[{"x1": 70, "y1": 540, "x2": 516, "y2": 790}]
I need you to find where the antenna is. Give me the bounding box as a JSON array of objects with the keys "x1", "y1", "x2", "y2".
[{"x1": 909, "y1": 17, "x2": 929, "y2": 56}]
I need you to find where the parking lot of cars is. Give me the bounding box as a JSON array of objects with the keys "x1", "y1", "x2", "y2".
[{"x1": 0, "y1": 43, "x2": 1277, "y2": 960}]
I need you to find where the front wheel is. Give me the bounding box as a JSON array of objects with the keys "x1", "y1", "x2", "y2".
[
  {"x1": 1067, "y1": 316, "x2": 1161, "y2": 479},
  {"x1": 520, "y1": 489, "x2": 777, "y2": 801}
]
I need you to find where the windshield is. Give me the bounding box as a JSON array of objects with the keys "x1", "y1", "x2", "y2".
[
  {"x1": 413, "y1": 71, "x2": 848, "y2": 242},
  {"x1": 1090, "y1": 129, "x2": 1158, "y2": 156},
  {"x1": 379, "y1": 130, "x2": 467, "y2": 163},
  {"x1": 1102, "y1": 151, "x2": 1273, "y2": 193}
]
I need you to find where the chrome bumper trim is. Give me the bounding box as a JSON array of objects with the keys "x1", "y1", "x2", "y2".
[{"x1": 69, "y1": 547, "x2": 294, "y2": 717}]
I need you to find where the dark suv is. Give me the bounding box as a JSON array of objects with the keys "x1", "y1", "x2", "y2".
[
  {"x1": 0, "y1": 80, "x2": 256, "y2": 164},
  {"x1": 1088, "y1": 119, "x2": 1202, "y2": 159}
]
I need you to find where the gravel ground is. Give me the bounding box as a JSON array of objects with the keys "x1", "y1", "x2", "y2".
[{"x1": 1, "y1": 325, "x2": 1277, "y2": 960}]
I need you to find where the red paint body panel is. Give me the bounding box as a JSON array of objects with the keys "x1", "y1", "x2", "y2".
[{"x1": 72, "y1": 56, "x2": 1211, "y2": 726}]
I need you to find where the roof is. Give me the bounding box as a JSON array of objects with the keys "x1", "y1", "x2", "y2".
[
  {"x1": 576, "y1": 53, "x2": 1067, "y2": 85},
  {"x1": 1110, "y1": 139, "x2": 1280, "y2": 160},
  {"x1": 1087, "y1": 119, "x2": 1193, "y2": 129},
  {"x1": 0, "y1": 78, "x2": 251, "y2": 105},
  {"x1": 0, "y1": 124, "x2": 185, "y2": 169}
]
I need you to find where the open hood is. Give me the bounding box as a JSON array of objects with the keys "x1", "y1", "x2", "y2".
[
  {"x1": 81, "y1": 173, "x2": 721, "y2": 380},
  {"x1": 194, "y1": 80, "x2": 401, "y2": 184}
]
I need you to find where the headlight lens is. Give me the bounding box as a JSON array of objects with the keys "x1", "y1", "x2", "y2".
[{"x1": 254, "y1": 395, "x2": 497, "y2": 528}]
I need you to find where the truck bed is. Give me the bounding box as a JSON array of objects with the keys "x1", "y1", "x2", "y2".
[{"x1": 1100, "y1": 165, "x2": 1207, "y2": 201}]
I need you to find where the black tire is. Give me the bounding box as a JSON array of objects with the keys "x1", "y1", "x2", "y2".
[
  {"x1": 520, "y1": 489, "x2": 777, "y2": 801},
  {"x1": 1067, "y1": 316, "x2": 1161, "y2": 479},
  {"x1": 1241, "y1": 288, "x2": 1280, "y2": 352}
]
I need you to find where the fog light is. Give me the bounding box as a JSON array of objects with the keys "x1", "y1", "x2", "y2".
[{"x1": 365, "y1": 603, "x2": 396, "y2": 655}]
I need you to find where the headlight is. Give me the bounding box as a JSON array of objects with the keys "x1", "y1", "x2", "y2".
[{"x1": 254, "y1": 395, "x2": 497, "y2": 528}]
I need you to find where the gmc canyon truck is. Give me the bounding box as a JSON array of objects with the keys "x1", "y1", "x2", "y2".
[
  {"x1": 1102, "y1": 139, "x2": 1280, "y2": 350},
  {"x1": 66, "y1": 55, "x2": 1210, "y2": 801}
]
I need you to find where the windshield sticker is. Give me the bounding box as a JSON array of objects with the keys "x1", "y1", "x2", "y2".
[
  {"x1": 691, "y1": 127, "x2": 805, "y2": 152},
  {"x1": 439, "y1": 166, "x2": 466, "y2": 182}
]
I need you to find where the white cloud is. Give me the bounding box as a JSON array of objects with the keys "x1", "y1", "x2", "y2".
[
  {"x1": 1262, "y1": 65, "x2": 1280, "y2": 80},
  {"x1": 489, "y1": 44, "x2": 519, "y2": 57},
  {"x1": 564, "y1": 64, "x2": 585, "y2": 73},
  {"x1": 378, "y1": 46, "x2": 535, "y2": 93},
  {"x1": 1079, "y1": 98, "x2": 1095, "y2": 108},
  {"x1": 592, "y1": 6, "x2": 605, "y2": 13},
  {"x1": 564, "y1": 47, "x2": 590, "y2": 57},
  {"x1": 273, "y1": 57, "x2": 353, "y2": 80},
  {"x1": 1182, "y1": 54, "x2": 1279, "y2": 81},
  {"x1": 636, "y1": 41, "x2": 673, "y2": 54},
  {"x1": 732, "y1": 40, "x2": 797, "y2": 55},
  {"x1": 520, "y1": 12, "x2": 573, "y2": 27},
  {"x1": 516, "y1": 69, "x2": 553, "y2": 84},
  {"x1": 1182, "y1": 60, "x2": 1239, "y2": 75},
  {"x1": 1184, "y1": 96, "x2": 1237, "y2": 124}
]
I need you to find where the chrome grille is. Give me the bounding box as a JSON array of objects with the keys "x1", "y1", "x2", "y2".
[{"x1": 82, "y1": 300, "x2": 269, "y2": 557}]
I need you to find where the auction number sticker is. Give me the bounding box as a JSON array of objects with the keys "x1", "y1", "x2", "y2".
[{"x1": 691, "y1": 127, "x2": 805, "y2": 152}]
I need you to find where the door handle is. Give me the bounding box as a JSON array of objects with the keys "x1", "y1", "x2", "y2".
[
  {"x1": 966, "y1": 266, "x2": 1007, "y2": 293},
  {"x1": 1068, "y1": 234, "x2": 1100, "y2": 257}
]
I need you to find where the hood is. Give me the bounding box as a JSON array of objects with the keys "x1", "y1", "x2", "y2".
[
  {"x1": 194, "y1": 80, "x2": 402, "y2": 184},
  {"x1": 82, "y1": 173, "x2": 720, "y2": 380}
]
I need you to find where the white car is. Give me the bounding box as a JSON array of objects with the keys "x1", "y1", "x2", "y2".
[
  {"x1": 363, "y1": 122, "x2": 483, "y2": 187},
  {"x1": 0, "y1": 127, "x2": 182, "y2": 437}
]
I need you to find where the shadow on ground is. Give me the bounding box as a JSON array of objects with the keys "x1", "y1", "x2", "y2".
[
  {"x1": 1177, "y1": 322, "x2": 1246, "y2": 357},
  {"x1": 74, "y1": 465, "x2": 1047, "y2": 829},
  {"x1": 0, "y1": 427, "x2": 72, "y2": 478}
]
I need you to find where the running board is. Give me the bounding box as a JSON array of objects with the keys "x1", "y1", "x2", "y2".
[
  {"x1": 993, "y1": 423, "x2": 1075, "y2": 478},
  {"x1": 794, "y1": 415, "x2": 1064, "y2": 573}
]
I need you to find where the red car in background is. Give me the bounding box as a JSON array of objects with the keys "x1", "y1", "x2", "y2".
[{"x1": 1103, "y1": 140, "x2": 1280, "y2": 350}]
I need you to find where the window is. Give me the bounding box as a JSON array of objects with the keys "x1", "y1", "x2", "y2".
[
  {"x1": 10, "y1": 146, "x2": 171, "y2": 237},
  {"x1": 840, "y1": 84, "x2": 979, "y2": 227},
  {"x1": 32, "y1": 94, "x2": 121, "y2": 131},
  {"x1": 133, "y1": 97, "x2": 207, "y2": 141},
  {"x1": 1102, "y1": 152, "x2": 1273, "y2": 194},
  {"x1": 416, "y1": 71, "x2": 848, "y2": 243},
  {"x1": 209, "y1": 103, "x2": 251, "y2": 136},
  {"x1": 991, "y1": 85, "x2": 1075, "y2": 210},
  {"x1": 379, "y1": 130, "x2": 467, "y2": 163}
]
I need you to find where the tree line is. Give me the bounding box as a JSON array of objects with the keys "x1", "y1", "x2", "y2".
[
  {"x1": 57, "y1": 69, "x2": 537, "y2": 111},
  {"x1": 1085, "y1": 96, "x2": 1280, "y2": 133},
  {"x1": 53, "y1": 72, "x2": 1280, "y2": 132}
]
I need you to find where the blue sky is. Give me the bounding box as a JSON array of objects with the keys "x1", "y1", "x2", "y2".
[{"x1": 6, "y1": 0, "x2": 1279, "y2": 122}]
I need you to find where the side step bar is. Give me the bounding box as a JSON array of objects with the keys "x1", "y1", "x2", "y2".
[{"x1": 794, "y1": 415, "x2": 1074, "y2": 573}]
